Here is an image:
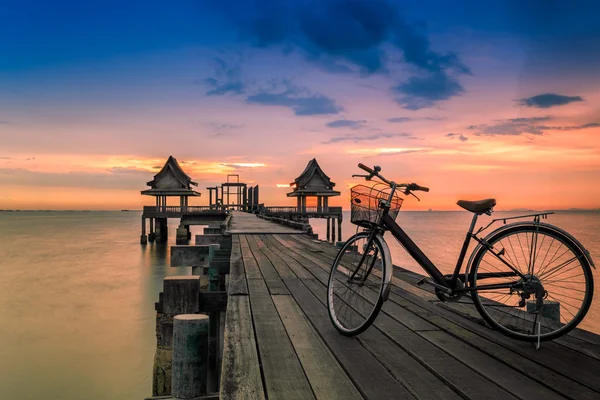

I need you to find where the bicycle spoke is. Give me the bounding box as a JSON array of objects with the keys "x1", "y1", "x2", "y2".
[{"x1": 472, "y1": 226, "x2": 592, "y2": 341}]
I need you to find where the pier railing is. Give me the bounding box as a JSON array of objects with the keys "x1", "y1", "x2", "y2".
[
  {"x1": 143, "y1": 205, "x2": 220, "y2": 217},
  {"x1": 262, "y1": 206, "x2": 343, "y2": 217}
]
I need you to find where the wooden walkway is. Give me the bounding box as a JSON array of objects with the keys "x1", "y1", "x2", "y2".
[
  {"x1": 221, "y1": 232, "x2": 600, "y2": 400},
  {"x1": 227, "y1": 211, "x2": 301, "y2": 234}
]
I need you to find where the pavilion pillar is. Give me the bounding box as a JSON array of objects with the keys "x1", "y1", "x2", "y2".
[
  {"x1": 331, "y1": 218, "x2": 336, "y2": 244},
  {"x1": 327, "y1": 218, "x2": 331, "y2": 242},
  {"x1": 338, "y1": 215, "x2": 342, "y2": 242},
  {"x1": 141, "y1": 217, "x2": 147, "y2": 244},
  {"x1": 243, "y1": 185, "x2": 248, "y2": 211},
  {"x1": 297, "y1": 196, "x2": 301, "y2": 213},
  {"x1": 156, "y1": 218, "x2": 168, "y2": 243},
  {"x1": 149, "y1": 218, "x2": 155, "y2": 242},
  {"x1": 324, "y1": 197, "x2": 329, "y2": 213}
]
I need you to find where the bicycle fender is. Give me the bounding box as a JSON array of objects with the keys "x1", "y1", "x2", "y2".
[
  {"x1": 375, "y1": 233, "x2": 394, "y2": 301},
  {"x1": 346, "y1": 232, "x2": 393, "y2": 301}
]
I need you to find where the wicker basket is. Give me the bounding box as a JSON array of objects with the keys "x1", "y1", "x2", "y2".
[{"x1": 350, "y1": 184, "x2": 403, "y2": 228}]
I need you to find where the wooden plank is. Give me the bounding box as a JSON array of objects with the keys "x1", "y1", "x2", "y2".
[
  {"x1": 295, "y1": 234, "x2": 600, "y2": 357},
  {"x1": 272, "y1": 235, "x2": 439, "y2": 332},
  {"x1": 271, "y1": 295, "x2": 363, "y2": 400},
  {"x1": 419, "y1": 330, "x2": 565, "y2": 400},
  {"x1": 163, "y1": 276, "x2": 200, "y2": 315},
  {"x1": 385, "y1": 284, "x2": 600, "y2": 398},
  {"x1": 283, "y1": 278, "x2": 416, "y2": 399},
  {"x1": 261, "y1": 235, "x2": 318, "y2": 279},
  {"x1": 228, "y1": 235, "x2": 248, "y2": 295},
  {"x1": 239, "y1": 235, "x2": 262, "y2": 280},
  {"x1": 220, "y1": 296, "x2": 265, "y2": 400},
  {"x1": 297, "y1": 277, "x2": 518, "y2": 400},
  {"x1": 291, "y1": 232, "x2": 600, "y2": 398},
  {"x1": 254, "y1": 235, "x2": 297, "y2": 279},
  {"x1": 170, "y1": 245, "x2": 213, "y2": 267},
  {"x1": 245, "y1": 235, "x2": 289, "y2": 295},
  {"x1": 228, "y1": 211, "x2": 301, "y2": 234},
  {"x1": 296, "y1": 277, "x2": 459, "y2": 400},
  {"x1": 247, "y1": 278, "x2": 315, "y2": 400}
]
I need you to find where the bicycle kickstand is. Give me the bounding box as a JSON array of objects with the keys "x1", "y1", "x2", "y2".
[{"x1": 535, "y1": 320, "x2": 541, "y2": 350}]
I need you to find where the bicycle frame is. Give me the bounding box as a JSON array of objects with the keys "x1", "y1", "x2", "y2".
[{"x1": 379, "y1": 210, "x2": 550, "y2": 293}]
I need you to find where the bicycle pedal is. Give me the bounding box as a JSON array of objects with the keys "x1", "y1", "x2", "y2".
[{"x1": 416, "y1": 277, "x2": 428, "y2": 286}]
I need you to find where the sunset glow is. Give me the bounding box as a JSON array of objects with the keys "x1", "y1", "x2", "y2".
[{"x1": 1, "y1": 1, "x2": 599, "y2": 211}]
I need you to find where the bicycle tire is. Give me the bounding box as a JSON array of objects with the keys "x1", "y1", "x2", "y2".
[
  {"x1": 469, "y1": 223, "x2": 594, "y2": 342},
  {"x1": 327, "y1": 232, "x2": 389, "y2": 336}
]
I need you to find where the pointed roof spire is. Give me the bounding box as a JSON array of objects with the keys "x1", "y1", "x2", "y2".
[{"x1": 287, "y1": 158, "x2": 340, "y2": 197}]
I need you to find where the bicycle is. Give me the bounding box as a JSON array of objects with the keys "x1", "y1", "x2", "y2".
[{"x1": 327, "y1": 163, "x2": 595, "y2": 344}]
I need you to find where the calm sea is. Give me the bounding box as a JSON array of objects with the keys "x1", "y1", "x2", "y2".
[{"x1": 0, "y1": 210, "x2": 599, "y2": 399}]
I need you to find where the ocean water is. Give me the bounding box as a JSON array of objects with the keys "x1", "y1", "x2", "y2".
[{"x1": 0, "y1": 210, "x2": 598, "y2": 399}]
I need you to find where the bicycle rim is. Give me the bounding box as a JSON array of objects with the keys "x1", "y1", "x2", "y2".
[
  {"x1": 470, "y1": 224, "x2": 594, "y2": 341},
  {"x1": 327, "y1": 233, "x2": 386, "y2": 336}
]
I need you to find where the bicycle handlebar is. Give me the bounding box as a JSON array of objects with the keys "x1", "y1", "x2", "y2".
[
  {"x1": 358, "y1": 163, "x2": 374, "y2": 174},
  {"x1": 356, "y1": 163, "x2": 430, "y2": 193}
]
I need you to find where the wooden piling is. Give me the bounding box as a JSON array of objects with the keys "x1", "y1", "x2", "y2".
[
  {"x1": 141, "y1": 217, "x2": 148, "y2": 244},
  {"x1": 172, "y1": 314, "x2": 210, "y2": 399},
  {"x1": 149, "y1": 218, "x2": 155, "y2": 242},
  {"x1": 331, "y1": 218, "x2": 336, "y2": 243}
]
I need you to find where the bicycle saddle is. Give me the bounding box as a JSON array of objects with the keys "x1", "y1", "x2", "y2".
[{"x1": 457, "y1": 199, "x2": 496, "y2": 214}]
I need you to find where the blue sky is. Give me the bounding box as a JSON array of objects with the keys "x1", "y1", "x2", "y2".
[{"x1": 1, "y1": 0, "x2": 599, "y2": 209}]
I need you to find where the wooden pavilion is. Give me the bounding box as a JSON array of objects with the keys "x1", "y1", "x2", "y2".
[
  {"x1": 287, "y1": 158, "x2": 340, "y2": 213},
  {"x1": 284, "y1": 158, "x2": 343, "y2": 242},
  {"x1": 140, "y1": 156, "x2": 201, "y2": 243}
]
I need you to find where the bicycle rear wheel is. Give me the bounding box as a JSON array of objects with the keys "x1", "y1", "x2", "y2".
[
  {"x1": 470, "y1": 223, "x2": 594, "y2": 341},
  {"x1": 327, "y1": 232, "x2": 388, "y2": 336}
]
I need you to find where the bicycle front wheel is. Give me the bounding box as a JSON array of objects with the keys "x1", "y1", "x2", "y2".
[
  {"x1": 470, "y1": 223, "x2": 594, "y2": 342},
  {"x1": 327, "y1": 232, "x2": 388, "y2": 336}
]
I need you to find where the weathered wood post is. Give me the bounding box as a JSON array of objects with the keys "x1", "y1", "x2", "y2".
[
  {"x1": 176, "y1": 223, "x2": 188, "y2": 244},
  {"x1": 152, "y1": 276, "x2": 201, "y2": 397},
  {"x1": 149, "y1": 218, "x2": 155, "y2": 242},
  {"x1": 327, "y1": 217, "x2": 331, "y2": 242},
  {"x1": 331, "y1": 218, "x2": 336, "y2": 243},
  {"x1": 338, "y1": 214, "x2": 342, "y2": 242},
  {"x1": 172, "y1": 314, "x2": 210, "y2": 399},
  {"x1": 141, "y1": 217, "x2": 148, "y2": 244}
]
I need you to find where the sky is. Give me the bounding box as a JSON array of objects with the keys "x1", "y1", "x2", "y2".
[{"x1": 1, "y1": 0, "x2": 599, "y2": 210}]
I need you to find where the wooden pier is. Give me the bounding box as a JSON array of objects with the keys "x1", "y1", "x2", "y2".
[{"x1": 150, "y1": 211, "x2": 600, "y2": 400}]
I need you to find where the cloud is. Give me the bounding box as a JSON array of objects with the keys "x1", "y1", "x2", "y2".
[
  {"x1": 203, "y1": 57, "x2": 245, "y2": 96},
  {"x1": 446, "y1": 132, "x2": 468, "y2": 142},
  {"x1": 348, "y1": 147, "x2": 424, "y2": 156},
  {"x1": 0, "y1": 157, "x2": 11, "y2": 160},
  {"x1": 387, "y1": 116, "x2": 444, "y2": 123},
  {"x1": 220, "y1": 162, "x2": 266, "y2": 169},
  {"x1": 392, "y1": 71, "x2": 465, "y2": 110},
  {"x1": 210, "y1": 0, "x2": 470, "y2": 107},
  {"x1": 0, "y1": 121, "x2": 11, "y2": 125},
  {"x1": 323, "y1": 132, "x2": 414, "y2": 144},
  {"x1": 326, "y1": 119, "x2": 366, "y2": 128},
  {"x1": 387, "y1": 117, "x2": 412, "y2": 123},
  {"x1": 469, "y1": 116, "x2": 599, "y2": 136},
  {"x1": 518, "y1": 93, "x2": 584, "y2": 108},
  {"x1": 246, "y1": 82, "x2": 342, "y2": 116}
]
